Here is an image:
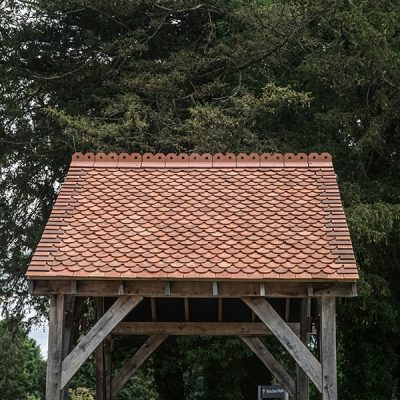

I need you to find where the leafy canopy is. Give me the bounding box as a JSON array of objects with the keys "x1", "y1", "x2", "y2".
[{"x1": 1, "y1": 0, "x2": 399, "y2": 399}]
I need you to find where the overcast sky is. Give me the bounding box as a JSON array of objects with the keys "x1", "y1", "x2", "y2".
[{"x1": 29, "y1": 325, "x2": 48, "y2": 358}]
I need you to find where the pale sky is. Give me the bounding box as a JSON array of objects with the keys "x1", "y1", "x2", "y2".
[{"x1": 29, "y1": 324, "x2": 48, "y2": 358}]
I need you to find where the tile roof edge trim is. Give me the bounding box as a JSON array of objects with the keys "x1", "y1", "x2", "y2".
[{"x1": 71, "y1": 152, "x2": 333, "y2": 168}]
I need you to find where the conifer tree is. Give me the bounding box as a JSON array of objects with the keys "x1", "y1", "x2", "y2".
[{"x1": 1, "y1": 1, "x2": 399, "y2": 398}]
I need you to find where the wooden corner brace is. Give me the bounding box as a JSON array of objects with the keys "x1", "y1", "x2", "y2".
[
  {"x1": 60, "y1": 296, "x2": 143, "y2": 390},
  {"x1": 240, "y1": 337, "x2": 296, "y2": 398},
  {"x1": 242, "y1": 297, "x2": 323, "y2": 393}
]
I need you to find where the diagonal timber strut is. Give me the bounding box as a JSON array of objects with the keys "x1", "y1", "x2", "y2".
[
  {"x1": 111, "y1": 334, "x2": 168, "y2": 399},
  {"x1": 242, "y1": 297, "x2": 322, "y2": 393},
  {"x1": 241, "y1": 336, "x2": 296, "y2": 398},
  {"x1": 61, "y1": 296, "x2": 143, "y2": 389}
]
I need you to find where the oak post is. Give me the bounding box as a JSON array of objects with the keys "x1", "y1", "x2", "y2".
[
  {"x1": 61, "y1": 295, "x2": 75, "y2": 400},
  {"x1": 46, "y1": 294, "x2": 65, "y2": 400},
  {"x1": 296, "y1": 298, "x2": 309, "y2": 400},
  {"x1": 95, "y1": 298, "x2": 106, "y2": 400},
  {"x1": 321, "y1": 297, "x2": 337, "y2": 400},
  {"x1": 104, "y1": 336, "x2": 113, "y2": 400}
]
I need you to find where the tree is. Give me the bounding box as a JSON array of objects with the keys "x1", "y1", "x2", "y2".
[
  {"x1": 68, "y1": 387, "x2": 95, "y2": 400},
  {"x1": 0, "y1": 319, "x2": 46, "y2": 399},
  {"x1": 1, "y1": 0, "x2": 400, "y2": 399}
]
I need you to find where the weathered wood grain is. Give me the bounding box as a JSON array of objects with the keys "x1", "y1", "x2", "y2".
[
  {"x1": 243, "y1": 297, "x2": 322, "y2": 393},
  {"x1": 95, "y1": 298, "x2": 105, "y2": 400},
  {"x1": 46, "y1": 295, "x2": 64, "y2": 400},
  {"x1": 61, "y1": 296, "x2": 143, "y2": 389},
  {"x1": 61, "y1": 296, "x2": 75, "y2": 400},
  {"x1": 297, "y1": 298, "x2": 310, "y2": 400},
  {"x1": 31, "y1": 279, "x2": 357, "y2": 298},
  {"x1": 241, "y1": 337, "x2": 296, "y2": 398},
  {"x1": 104, "y1": 336, "x2": 112, "y2": 400},
  {"x1": 321, "y1": 297, "x2": 337, "y2": 400},
  {"x1": 112, "y1": 321, "x2": 300, "y2": 336}
]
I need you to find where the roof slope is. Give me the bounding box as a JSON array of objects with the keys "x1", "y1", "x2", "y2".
[{"x1": 27, "y1": 152, "x2": 358, "y2": 281}]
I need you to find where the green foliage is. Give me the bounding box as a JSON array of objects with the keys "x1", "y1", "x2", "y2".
[
  {"x1": 347, "y1": 202, "x2": 400, "y2": 246},
  {"x1": 111, "y1": 336, "x2": 160, "y2": 400},
  {"x1": 1, "y1": 0, "x2": 400, "y2": 399},
  {"x1": 68, "y1": 387, "x2": 95, "y2": 400},
  {"x1": 0, "y1": 320, "x2": 46, "y2": 400},
  {"x1": 338, "y1": 275, "x2": 399, "y2": 400},
  {"x1": 116, "y1": 368, "x2": 159, "y2": 400}
]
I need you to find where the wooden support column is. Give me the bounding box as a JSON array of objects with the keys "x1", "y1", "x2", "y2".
[
  {"x1": 63, "y1": 296, "x2": 75, "y2": 356},
  {"x1": 104, "y1": 336, "x2": 113, "y2": 400},
  {"x1": 296, "y1": 298, "x2": 309, "y2": 400},
  {"x1": 241, "y1": 337, "x2": 296, "y2": 398},
  {"x1": 61, "y1": 296, "x2": 143, "y2": 389},
  {"x1": 243, "y1": 298, "x2": 322, "y2": 393},
  {"x1": 62, "y1": 296, "x2": 76, "y2": 400},
  {"x1": 95, "y1": 298, "x2": 106, "y2": 400},
  {"x1": 111, "y1": 334, "x2": 168, "y2": 399},
  {"x1": 321, "y1": 297, "x2": 337, "y2": 400},
  {"x1": 46, "y1": 294, "x2": 65, "y2": 400}
]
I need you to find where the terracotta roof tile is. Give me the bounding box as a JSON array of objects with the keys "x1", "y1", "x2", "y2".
[{"x1": 26, "y1": 152, "x2": 359, "y2": 281}]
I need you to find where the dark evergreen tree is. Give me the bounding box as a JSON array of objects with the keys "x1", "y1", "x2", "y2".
[{"x1": 1, "y1": 1, "x2": 399, "y2": 398}]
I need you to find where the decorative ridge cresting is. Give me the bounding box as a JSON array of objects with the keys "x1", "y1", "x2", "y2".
[{"x1": 71, "y1": 152, "x2": 333, "y2": 168}]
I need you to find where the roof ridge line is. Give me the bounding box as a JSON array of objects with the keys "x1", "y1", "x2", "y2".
[{"x1": 70, "y1": 152, "x2": 333, "y2": 168}]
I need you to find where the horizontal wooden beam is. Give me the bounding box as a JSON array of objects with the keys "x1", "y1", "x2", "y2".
[
  {"x1": 112, "y1": 322, "x2": 300, "y2": 336},
  {"x1": 30, "y1": 279, "x2": 357, "y2": 298}
]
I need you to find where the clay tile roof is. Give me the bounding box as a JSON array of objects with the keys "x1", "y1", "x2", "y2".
[{"x1": 26, "y1": 152, "x2": 359, "y2": 281}]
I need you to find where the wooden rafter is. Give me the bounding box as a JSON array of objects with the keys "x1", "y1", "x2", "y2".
[
  {"x1": 241, "y1": 337, "x2": 296, "y2": 398},
  {"x1": 111, "y1": 334, "x2": 168, "y2": 399},
  {"x1": 242, "y1": 297, "x2": 323, "y2": 393},
  {"x1": 61, "y1": 296, "x2": 143, "y2": 389},
  {"x1": 218, "y1": 298, "x2": 223, "y2": 322},
  {"x1": 151, "y1": 298, "x2": 157, "y2": 321},
  {"x1": 184, "y1": 298, "x2": 189, "y2": 321}
]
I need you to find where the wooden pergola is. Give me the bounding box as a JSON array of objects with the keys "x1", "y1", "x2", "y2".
[{"x1": 27, "y1": 152, "x2": 358, "y2": 400}]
